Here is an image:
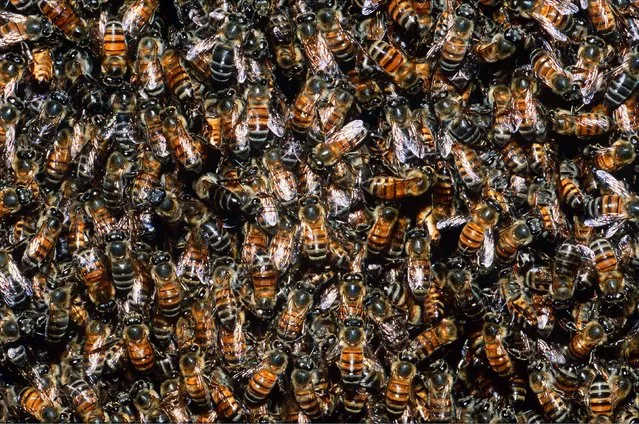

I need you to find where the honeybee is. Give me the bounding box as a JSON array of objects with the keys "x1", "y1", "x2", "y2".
[
  {"x1": 482, "y1": 317, "x2": 514, "y2": 377},
  {"x1": 277, "y1": 288, "x2": 313, "y2": 341},
  {"x1": 495, "y1": 220, "x2": 534, "y2": 264},
  {"x1": 0, "y1": 12, "x2": 49, "y2": 49},
  {"x1": 408, "y1": 318, "x2": 458, "y2": 361},
  {"x1": 243, "y1": 349, "x2": 288, "y2": 404},
  {"x1": 162, "y1": 107, "x2": 207, "y2": 172},
  {"x1": 290, "y1": 74, "x2": 329, "y2": 135},
  {"x1": 516, "y1": 0, "x2": 578, "y2": 42},
  {"x1": 605, "y1": 52, "x2": 639, "y2": 109},
  {"x1": 124, "y1": 314, "x2": 155, "y2": 372},
  {"x1": 366, "y1": 294, "x2": 409, "y2": 350},
  {"x1": 488, "y1": 84, "x2": 515, "y2": 146},
  {"x1": 135, "y1": 37, "x2": 165, "y2": 97},
  {"x1": 570, "y1": 35, "x2": 609, "y2": 104},
  {"x1": 44, "y1": 286, "x2": 70, "y2": 344},
  {"x1": 262, "y1": 148, "x2": 298, "y2": 206},
  {"x1": 594, "y1": 139, "x2": 636, "y2": 172},
  {"x1": 474, "y1": 29, "x2": 521, "y2": 63},
  {"x1": 237, "y1": 80, "x2": 285, "y2": 151},
  {"x1": 364, "y1": 167, "x2": 432, "y2": 200},
  {"x1": 179, "y1": 345, "x2": 213, "y2": 410},
  {"x1": 568, "y1": 320, "x2": 606, "y2": 360},
  {"x1": 433, "y1": 4, "x2": 475, "y2": 75},
  {"x1": 26, "y1": 46, "x2": 52, "y2": 86},
  {"x1": 268, "y1": 216, "x2": 298, "y2": 274},
  {"x1": 151, "y1": 252, "x2": 184, "y2": 319},
  {"x1": 511, "y1": 69, "x2": 546, "y2": 140},
  {"x1": 385, "y1": 359, "x2": 416, "y2": 416},
  {"x1": 67, "y1": 378, "x2": 104, "y2": 421},
  {"x1": 210, "y1": 367, "x2": 245, "y2": 422},
  {"x1": 101, "y1": 17, "x2": 128, "y2": 86},
  {"x1": 74, "y1": 247, "x2": 116, "y2": 312},
  {"x1": 23, "y1": 208, "x2": 63, "y2": 270},
  {"x1": 119, "y1": 0, "x2": 159, "y2": 38},
  {"x1": 309, "y1": 120, "x2": 367, "y2": 171},
  {"x1": 423, "y1": 360, "x2": 454, "y2": 422},
  {"x1": 613, "y1": 95, "x2": 639, "y2": 136},
  {"x1": 367, "y1": 40, "x2": 421, "y2": 91},
  {"x1": 366, "y1": 206, "x2": 398, "y2": 256},
  {"x1": 83, "y1": 190, "x2": 116, "y2": 240},
  {"x1": 532, "y1": 47, "x2": 575, "y2": 97},
  {"x1": 161, "y1": 49, "x2": 195, "y2": 102},
  {"x1": 316, "y1": 8, "x2": 358, "y2": 72},
  {"x1": 584, "y1": 169, "x2": 639, "y2": 228},
  {"x1": 0, "y1": 187, "x2": 21, "y2": 219},
  {"x1": 267, "y1": 13, "x2": 306, "y2": 77},
  {"x1": 550, "y1": 108, "x2": 612, "y2": 138},
  {"x1": 0, "y1": 248, "x2": 31, "y2": 308},
  {"x1": 19, "y1": 386, "x2": 62, "y2": 422},
  {"x1": 529, "y1": 367, "x2": 570, "y2": 422},
  {"x1": 291, "y1": 357, "x2": 323, "y2": 420},
  {"x1": 295, "y1": 7, "x2": 339, "y2": 76},
  {"x1": 450, "y1": 142, "x2": 486, "y2": 192},
  {"x1": 298, "y1": 196, "x2": 330, "y2": 265}
]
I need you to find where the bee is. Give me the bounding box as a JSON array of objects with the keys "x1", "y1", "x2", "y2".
[
  {"x1": 482, "y1": 318, "x2": 514, "y2": 377},
  {"x1": 571, "y1": 36, "x2": 609, "y2": 104},
  {"x1": 605, "y1": 53, "x2": 639, "y2": 109},
  {"x1": 295, "y1": 9, "x2": 339, "y2": 76},
  {"x1": 160, "y1": 377, "x2": 192, "y2": 423},
  {"x1": 277, "y1": 288, "x2": 313, "y2": 341},
  {"x1": 105, "y1": 230, "x2": 136, "y2": 294},
  {"x1": 473, "y1": 29, "x2": 521, "y2": 63},
  {"x1": 0, "y1": 12, "x2": 49, "y2": 49},
  {"x1": 44, "y1": 287, "x2": 70, "y2": 344},
  {"x1": 194, "y1": 173, "x2": 245, "y2": 215},
  {"x1": 309, "y1": 120, "x2": 367, "y2": 171},
  {"x1": 613, "y1": 95, "x2": 639, "y2": 136},
  {"x1": 316, "y1": 8, "x2": 358, "y2": 71},
  {"x1": 516, "y1": 0, "x2": 578, "y2": 42},
  {"x1": 196, "y1": 15, "x2": 245, "y2": 86},
  {"x1": 19, "y1": 386, "x2": 61, "y2": 422},
  {"x1": 151, "y1": 252, "x2": 184, "y2": 319},
  {"x1": 260, "y1": 148, "x2": 298, "y2": 206},
  {"x1": 27, "y1": 47, "x2": 52, "y2": 86},
  {"x1": 437, "y1": 5, "x2": 475, "y2": 75},
  {"x1": 83, "y1": 190, "x2": 116, "y2": 240},
  {"x1": 211, "y1": 260, "x2": 238, "y2": 330},
  {"x1": 531, "y1": 47, "x2": 575, "y2": 97},
  {"x1": 594, "y1": 139, "x2": 636, "y2": 172},
  {"x1": 123, "y1": 314, "x2": 155, "y2": 372},
  {"x1": 43, "y1": 129, "x2": 73, "y2": 187},
  {"x1": 177, "y1": 230, "x2": 209, "y2": 289},
  {"x1": 68, "y1": 378, "x2": 104, "y2": 421},
  {"x1": 511, "y1": 69, "x2": 546, "y2": 140},
  {"x1": 267, "y1": 13, "x2": 305, "y2": 77},
  {"x1": 495, "y1": 220, "x2": 534, "y2": 264},
  {"x1": 551, "y1": 242, "x2": 584, "y2": 304},
  {"x1": 366, "y1": 294, "x2": 409, "y2": 350},
  {"x1": 244, "y1": 349, "x2": 288, "y2": 404},
  {"x1": 0, "y1": 248, "x2": 32, "y2": 308},
  {"x1": 23, "y1": 208, "x2": 63, "y2": 270},
  {"x1": 161, "y1": 49, "x2": 195, "y2": 102},
  {"x1": 291, "y1": 357, "x2": 323, "y2": 420},
  {"x1": 74, "y1": 247, "x2": 116, "y2": 312},
  {"x1": 203, "y1": 99, "x2": 223, "y2": 151},
  {"x1": 424, "y1": 360, "x2": 454, "y2": 422},
  {"x1": 385, "y1": 359, "x2": 416, "y2": 416},
  {"x1": 120, "y1": 0, "x2": 159, "y2": 38},
  {"x1": 488, "y1": 84, "x2": 515, "y2": 146},
  {"x1": 451, "y1": 142, "x2": 486, "y2": 192},
  {"x1": 101, "y1": 18, "x2": 128, "y2": 86},
  {"x1": 529, "y1": 368, "x2": 570, "y2": 422},
  {"x1": 298, "y1": 196, "x2": 330, "y2": 264},
  {"x1": 179, "y1": 345, "x2": 213, "y2": 410},
  {"x1": 210, "y1": 368, "x2": 245, "y2": 422},
  {"x1": 102, "y1": 151, "x2": 131, "y2": 212},
  {"x1": 448, "y1": 269, "x2": 485, "y2": 320},
  {"x1": 239, "y1": 81, "x2": 285, "y2": 151},
  {"x1": 387, "y1": 216, "x2": 410, "y2": 262},
  {"x1": 0, "y1": 187, "x2": 21, "y2": 219},
  {"x1": 458, "y1": 202, "x2": 499, "y2": 264},
  {"x1": 162, "y1": 106, "x2": 207, "y2": 172},
  {"x1": 550, "y1": 108, "x2": 612, "y2": 138},
  {"x1": 135, "y1": 37, "x2": 165, "y2": 97},
  {"x1": 569, "y1": 320, "x2": 606, "y2": 360},
  {"x1": 409, "y1": 318, "x2": 458, "y2": 361},
  {"x1": 367, "y1": 206, "x2": 399, "y2": 256},
  {"x1": 249, "y1": 250, "x2": 278, "y2": 318},
  {"x1": 500, "y1": 277, "x2": 538, "y2": 328},
  {"x1": 291, "y1": 74, "x2": 329, "y2": 135},
  {"x1": 364, "y1": 168, "x2": 432, "y2": 200},
  {"x1": 367, "y1": 40, "x2": 421, "y2": 91}
]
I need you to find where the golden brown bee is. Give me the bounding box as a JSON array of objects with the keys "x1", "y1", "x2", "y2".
[
  {"x1": 244, "y1": 349, "x2": 288, "y2": 404},
  {"x1": 511, "y1": 69, "x2": 546, "y2": 140},
  {"x1": 291, "y1": 357, "x2": 323, "y2": 420},
  {"x1": 27, "y1": 46, "x2": 52, "y2": 86},
  {"x1": 101, "y1": 18, "x2": 128, "y2": 86},
  {"x1": 451, "y1": 142, "x2": 486, "y2": 192},
  {"x1": 241, "y1": 221, "x2": 268, "y2": 264},
  {"x1": 309, "y1": 120, "x2": 367, "y2": 171},
  {"x1": 161, "y1": 49, "x2": 195, "y2": 102},
  {"x1": 67, "y1": 203, "x2": 90, "y2": 256},
  {"x1": 190, "y1": 299, "x2": 216, "y2": 350},
  {"x1": 204, "y1": 99, "x2": 223, "y2": 151},
  {"x1": 268, "y1": 216, "x2": 298, "y2": 273},
  {"x1": 299, "y1": 196, "x2": 330, "y2": 264},
  {"x1": 488, "y1": 84, "x2": 514, "y2": 146},
  {"x1": 591, "y1": 238, "x2": 618, "y2": 275},
  {"x1": 19, "y1": 386, "x2": 61, "y2": 422},
  {"x1": 474, "y1": 30, "x2": 520, "y2": 63},
  {"x1": 364, "y1": 168, "x2": 432, "y2": 200},
  {"x1": 135, "y1": 36, "x2": 165, "y2": 97},
  {"x1": 594, "y1": 139, "x2": 636, "y2": 172},
  {"x1": 218, "y1": 311, "x2": 247, "y2": 369},
  {"x1": 162, "y1": 107, "x2": 207, "y2": 172},
  {"x1": 500, "y1": 277, "x2": 539, "y2": 328},
  {"x1": 613, "y1": 95, "x2": 639, "y2": 136},
  {"x1": 458, "y1": 202, "x2": 500, "y2": 258},
  {"x1": 438, "y1": 5, "x2": 475, "y2": 75},
  {"x1": 210, "y1": 368, "x2": 245, "y2": 422},
  {"x1": 44, "y1": 287, "x2": 70, "y2": 344},
  {"x1": 68, "y1": 378, "x2": 104, "y2": 421},
  {"x1": 291, "y1": 74, "x2": 329, "y2": 134},
  {"x1": 423, "y1": 360, "x2": 454, "y2": 422},
  {"x1": 529, "y1": 369, "x2": 570, "y2": 422},
  {"x1": 482, "y1": 319, "x2": 513, "y2": 377},
  {"x1": 74, "y1": 247, "x2": 116, "y2": 312},
  {"x1": 367, "y1": 40, "x2": 421, "y2": 91},
  {"x1": 338, "y1": 273, "x2": 366, "y2": 322},
  {"x1": 212, "y1": 261, "x2": 239, "y2": 330},
  {"x1": 517, "y1": 0, "x2": 578, "y2": 42},
  {"x1": 366, "y1": 206, "x2": 399, "y2": 256},
  {"x1": 0, "y1": 13, "x2": 49, "y2": 49},
  {"x1": 532, "y1": 48, "x2": 575, "y2": 97},
  {"x1": 43, "y1": 129, "x2": 72, "y2": 187},
  {"x1": 586, "y1": 0, "x2": 616, "y2": 35},
  {"x1": 385, "y1": 359, "x2": 416, "y2": 416},
  {"x1": 495, "y1": 220, "x2": 534, "y2": 264},
  {"x1": 83, "y1": 320, "x2": 110, "y2": 356},
  {"x1": 550, "y1": 108, "x2": 612, "y2": 138},
  {"x1": 124, "y1": 314, "x2": 155, "y2": 372},
  {"x1": 316, "y1": 8, "x2": 358, "y2": 71},
  {"x1": 83, "y1": 190, "x2": 116, "y2": 239},
  {"x1": 277, "y1": 288, "x2": 313, "y2": 341},
  {"x1": 249, "y1": 250, "x2": 278, "y2": 318},
  {"x1": 180, "y1": 346, "x2": 213, "y2": 410},
  {"x1": 569, "y1": 320, "x2": 606, "y2": 360},
  {"x1": 239, "y1": 81, "x2": 284, "y2": 150},
  {"x1": 262, "y1": 148, "x2": 298, "y2": 206},
  {"x1": 0, "y1": 187, "x2": 21, "y2": 219},
  {"x1": 267, "y1": 13, "x2": 306, "y2": 77},
  {"x1": 151, "y1": 252, "x2": 184, "y2": 319},
  {"x1": 409, "y1": 318, "x2": 458, "y2": 361},
  {"x1": 176, "y1": 231, "x2": 208, "y2": 289},
  {"x1": 22, "y1": 208, "x2": 63, "y2": 270},
  {"x1": 120, "y1": 0, "x2": 159, "y2": 38}
]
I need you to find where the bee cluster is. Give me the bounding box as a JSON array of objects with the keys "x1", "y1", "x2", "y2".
[{"x1": 3, "y1": 0, "x2": 639, "y2": 421}]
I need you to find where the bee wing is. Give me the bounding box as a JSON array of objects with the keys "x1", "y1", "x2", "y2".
[
  {"x1": 235, "y1": 46, "x2": 247, "y2": 84},
  {"x1": 548, "y1": 0, "x2": 579, "y2": 14},
  {"x1": 142, "y1": 56, "x2": 164, "y2": 92},
  {"x1": 537, "y1": 339, "x2": 567, "y2": 364},
  {"x1": 530, "y1": 11, "x2": 569, "y2": 42},
  {"x1": 318, "y1": 283, "x2": 339, "y2": 311},
  {"x1": 3, "y1": 125, "x2": 16, "y2": 170},
  {"x1": 438, "y1": 129, "x2": 454, "y2": 158},
  {"x1": 604, "y1": 220, "x2": 626, "y2": 239},
  {"x1": 186, "y1": 36, "x2": 218, "y2": 61},
  {"x1": 479, "y1": 228, "x2": 495, "y2": 269},
  {"x1": 580, "y1": 68, "x2": 603, "y2": 105},
  {"x1": 584, "y1": 215, "x2": 625, "y2": 227},
  {"x1": 299, "y1": 30, "x2": 339, "y2": 75},
  {"x1": 362, "y1": 0, "x2": 386, "y2": 15},
  {"x1": 574, "y1": 244, "x2": 596, "y2": 262},
  {"x1": 0, "y1": 11, "x2": 28, "y2": 24},
  {"x1": 0, "y1": 29, "x2": 29, "y2": 49},
  {"x1": 267, "y1": 107, "x2": 286, "y2": 138},
  {"x1": 595, "y1": 169, "x2": 632, "y2": 197},
  {"x1": 436, "y1": 215, "x2": 470, "y2": 229},
  {"x1": 453, "y1": 144, "x2": 483, "y2": 184}
]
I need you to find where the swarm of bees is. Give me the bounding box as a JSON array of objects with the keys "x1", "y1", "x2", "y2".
[{"x1": 4, "y1": 0, "x2": 639, "y2": 421}]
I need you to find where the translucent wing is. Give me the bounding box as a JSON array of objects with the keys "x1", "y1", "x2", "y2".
[
  {"x1": 531, "y1": 11, "x2": 569, "y2": 42},
  {"x1": 584, "y1": 215, "x2": 625, "y2": 227},
  {"x1": 298, "y1": 28, "x2": 339, "y2": 75},
  {"x1": 0, "y1": 28, "x2": 29, "y2": 49},
  {"x1": 0, "y1": 255, "x2": 32, "y2": 308},
  {"x1": 595, "y1": 169, "x2": 632, "y2": 197},
  {"x1": 436, "y1": 215, "x2": 470, "y2": 229},
  {"x1": 0, "y1": 11, "x2": 29, "y2": 24},
  {"x1": 438, "y1": 130, "x2": 454, "y2": 158},
  {"x1": 318, "y1": 283, "x2": 339, "y2": 310},
  {"x1": 362, "y1": 0, "x2": 386, "y2": 15},
  {"x1": 267, "y1": 107, "x2": 286, "y2": 138},
  {"x1": 235, "y1": 46, "x2": 247, "y2": 84},
  {"x1": 479, "y1": 228, "x2": 495, "y2": 269},
  {"x1": 537, "y1": 339, "x2": 566, "y2": 364},
  {"x1": 548, "y1": 0, "x2": 579, "y2": 14},
  {"x1": 186, "y1": 36, "x2": 218, "y2": 61}
]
